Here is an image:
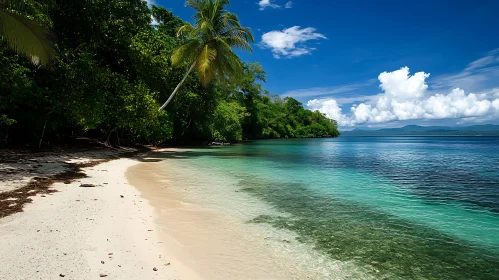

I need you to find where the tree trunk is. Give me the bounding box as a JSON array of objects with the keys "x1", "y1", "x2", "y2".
[
  {"x1": 106, "y1": 128, "x2": 117, "y2": 147},
  {"x1": 116, "y1": 129, "x2": 121, "y2": 147},
  {"x1": 158, "y1": 62, "x2": 196, "y2": 111},
  {"x1": 38, "y1": 120, "x2": 48, "y2": 149}
]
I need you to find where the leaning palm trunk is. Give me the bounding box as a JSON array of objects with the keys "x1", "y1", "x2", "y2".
[
  {"x1": 159, "y1": 62, "x2": 196, "y2": 111},
  {"x1": 157, "y1": 0, "x2": 254, "y2": 111}
]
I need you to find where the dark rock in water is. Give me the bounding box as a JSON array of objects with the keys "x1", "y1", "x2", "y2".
[{"x1": 79, "y1": 184, "x2": 96, "y2": 188}]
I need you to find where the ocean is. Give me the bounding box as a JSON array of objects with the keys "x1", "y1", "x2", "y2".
[{"x1": 158, "y1": 137, "x2": 499, "y2": 279}]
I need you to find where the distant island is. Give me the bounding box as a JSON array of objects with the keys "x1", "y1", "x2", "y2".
[{"x1": 341, "y1": 124, "x2": 499, "y2": 136}]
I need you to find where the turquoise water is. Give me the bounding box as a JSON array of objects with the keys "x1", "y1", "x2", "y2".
[{"x1": 166, "y1": 137, "x2": 499, "y2": 279}]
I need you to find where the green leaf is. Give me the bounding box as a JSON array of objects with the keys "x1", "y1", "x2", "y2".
[{"x1": 0, "y1": 9, "x2": 55, "y2": 65}]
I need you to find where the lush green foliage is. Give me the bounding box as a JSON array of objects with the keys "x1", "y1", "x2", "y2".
[
  {"x1": 0, "y1": 0, "x2": 55, "y2": 64},
  {"x1": 0, "y1": 0, "x2": 339, "y2": 147}
]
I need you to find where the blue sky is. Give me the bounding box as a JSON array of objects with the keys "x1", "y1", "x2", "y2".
[{"x1": 151, "y1": 0, "x2": 499, "y2": 128}]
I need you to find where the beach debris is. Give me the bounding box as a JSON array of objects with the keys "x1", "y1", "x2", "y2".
[
  {"x1": 59, "y1": 273, "x2": 65, "y2": 277},
  {"x1": 120, "y1": 195, "x2": 124, "y2": 198},
  {"x1": 148, "y1": 229, "x2": 153, "y2": 232},
  {"x1": 118, "y1": 265, "x2": 121, "y2": 267},
  {"x1": 41, "y1": 195, "x2": 46, "y2": 197},
  {"x1": 64, "y1": 181, "x2": 71, "y2": 184},
  {"x1": 165, "y1": 262, "x2": 170, "y2": 266},
  {"x1": 108, "y1": 253, "x2": 113, "y2": 255},
  {"x1": 101, "y1": 261, "x2": 105, "y2": 264},
  {"x1": 153, "y1": 267, "x2": 158, "y2": 271},
  {"x1": 80, "y1": 184, "x2": 96, "y2": 188},
  {"x1": 99, "y1": 273, "x2": 108, "y2": 277}
]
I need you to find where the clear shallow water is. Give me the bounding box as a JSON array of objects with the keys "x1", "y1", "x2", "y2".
[{"x1": 165, "y1": 137, "x2": 499, "y2": 279}]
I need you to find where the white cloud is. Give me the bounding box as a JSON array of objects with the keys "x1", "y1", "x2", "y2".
[
  {"x1": 145, "y1": 0, "x2": 155, "y2": 6},
  {"x1": 307, "y1": 67, "x2": 499, "y2": 127},
  {"x1": 258, "y1": 0, "x2": 280, "y2": 10},
  {"x1": 285, "y1": 1, "x2": 293, "y2": 8},
  {"x1": 432, "y1": 48, "x2": 499, "y2": 92},
  {"x1": 307, "y1": 99, "x2": 355, "y2": 126},
  {"x1": 261, "y1": 26, "x2": 326, "y2": 58}
]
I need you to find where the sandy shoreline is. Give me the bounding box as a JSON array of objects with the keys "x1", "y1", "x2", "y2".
[
  {"x1": 126, "y1": 149, "x2": 361, "y2": 280},
  {"x1": 127, "y1": 154, "x2": 304, "y2": 280},
  {"x1": 0, "y1": 148, "x2": 198, "y2": 280},
  {"x1": 0, "y1": 147, "x2": 348, "y2": 279}
]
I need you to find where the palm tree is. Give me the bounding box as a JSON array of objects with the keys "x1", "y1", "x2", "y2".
[
  {"x1": 0, "y1": 0, "x2": 55, "y2": 65},
  {"x1": 158, "y1": 0, "x2": 254, "y2": 111}
]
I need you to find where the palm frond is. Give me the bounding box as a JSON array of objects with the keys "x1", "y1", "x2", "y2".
[
  {"x1": 173, "y1": 0, "x2": 251, "y2": 88},
  {"x1": 221, "y1": 12, "x2": 240, "y2": 29},
  {"x1": 0, "y1": 10, "x2": 55, "y2": 64},
  {"x1": 186, "y1": 0, "x2": 205, "y2": 11},
  {"x1": 171, "y1": 39, "x2": 202, "y2": 66},
  {"x1": 223, "y1": 36, "x2": 252, "y2": 52},
  {"x1": 177, "y1": 22, "x2": 197, "y2": 38},
  {"x1": 196, "y1": 44, "x2": 217, "y2": 86},
  {"x1": 212, "y1": 37, "x2": 243, "y2": 82}
]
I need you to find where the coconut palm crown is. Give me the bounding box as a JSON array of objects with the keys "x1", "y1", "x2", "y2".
[
  {"x1": 159, "y1": 0, "x2": 254, "y2": 111},
  {"x1": 0, "y1": 0, "x2": 55, "y2": 65}
]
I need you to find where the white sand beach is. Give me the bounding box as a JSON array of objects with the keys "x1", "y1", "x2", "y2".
[
  {"x1": 0, "y1": 148, "x2": 344, "y2": 280},
  {"x1": 0, "y1": 150, "x2": 200, "y2": 280}
]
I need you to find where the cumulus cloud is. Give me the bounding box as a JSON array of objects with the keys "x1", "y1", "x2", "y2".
[
  {"x1": 307, "y1": 67, "x2": 499, "y2": 126},
  {"x1": 307, "y1": 99, "x2": 356, "y2": 126},
  {"x1": 261, "y1": 26, "x2": 326, "y2": 58},
  {"x1": 258, "y1": 0, "x2": 280, "y2": 10}
]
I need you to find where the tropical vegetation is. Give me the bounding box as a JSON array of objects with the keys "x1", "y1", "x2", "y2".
[
  {"x1": 0, "y1": 0, "x2": 55, "y2": 65},
  {"x1": 0, "y1": 0, "x2": 339, "y2": 147}
]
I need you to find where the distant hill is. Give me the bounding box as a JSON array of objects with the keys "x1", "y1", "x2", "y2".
[{"x1": 341, "y1": 124, "x2": 499, "y2": 136}]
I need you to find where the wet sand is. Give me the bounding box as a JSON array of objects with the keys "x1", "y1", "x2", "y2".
[{"x1": 126, "y1": 149, "x2": 356, "y2": 280}]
